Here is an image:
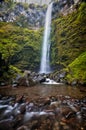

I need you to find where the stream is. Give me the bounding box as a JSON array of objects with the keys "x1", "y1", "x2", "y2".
[{"x1": 0, "y1": 84, "x2": 86, "y2": 130}]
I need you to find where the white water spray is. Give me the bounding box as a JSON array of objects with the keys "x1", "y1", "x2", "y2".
[{"x1": 40, "y1": 3, "x2": 52, "y2": 73}]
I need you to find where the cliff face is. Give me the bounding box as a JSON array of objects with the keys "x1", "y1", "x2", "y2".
[
  {"x1": 0, "y1": 2, "x2": 47, "y2": 28},
  {"x1": 51, "y1": 1, "x2": 86, "y2": 84},
  {"x1": 51, "y1": 1, "x2": 86, "y2": 67},
  {"x1": 0, "y1": 0, "x2": 83, "y2": 26},
  {"x1": 13, "y1": 0, "x2": 51, "y2": 5}
]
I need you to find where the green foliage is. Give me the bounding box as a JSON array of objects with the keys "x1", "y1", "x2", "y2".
[
  {"x1": 9, "y1": 65, "x2": 23, "y2": 78},
  {"x1": 66, "y1": 51, "x2": 86, "y2": 83},
  {"x1": 0, "y1": 22, "x2": 43, "y2": 71},
  {"x1": 51, "y1": 2, "x2": 86, "y2": 69},
  {"x1": 76, "y1": 2, "x2": 86, "y2": 23},
  {"x1": 0, "y1": 42, "x2": 19, "y2": 64}
]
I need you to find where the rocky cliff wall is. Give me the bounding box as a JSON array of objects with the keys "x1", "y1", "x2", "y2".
[
  {"x1": 0, "y1": 0, "x2": 82, "y2": 27},
  {"x1": 0, "y1": 2, "x2": 47, "y2": 27},
  {"x1": 13, "y1": 0, "x2": 51, "y2": 5}
]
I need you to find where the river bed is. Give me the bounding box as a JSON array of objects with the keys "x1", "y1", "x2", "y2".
[{"x1": 0, "y1": 84, "x2": 86, "y2": 130}]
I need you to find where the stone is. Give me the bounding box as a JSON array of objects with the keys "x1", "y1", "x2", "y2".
[
  {"x1": 0, "y1": 119, "x2": 14, "y2": 130},
  {"x1": 71, "y1": 80, "x2": 78, "y2": 86},
  {"x1": 12, "y1": 82, "x2": 18, "y2": 88},
  {"x1": 0, "y1": 82, "x2": 6, "y2": 86},
  {"x1": 18, "y1": 77, "x2": 28, "y2": 86},
  {"x1": 53, "y1": 121, "x2": 60, "y2": 130},
  {"x1": 43, "y1": 97, "x2": 51, "y2": 106},
  {"x1": 17, "y1": 125, "x2": 28, "y2": 130},
  {"x1": 65, "y1": 111, "x2": 76, "y2": 119},
  {"x1": 61, "y1": 107, "x2": 72, "y2": 117},
  {"x1": 19, "y1": 104, "x2": 26, "y2": 114},
  {"x1": 13, "y1": 114, "x2": 24, "y2": 128},
  {"x1": 16, "y1": 95, "x2": 24, "y2": 103}
]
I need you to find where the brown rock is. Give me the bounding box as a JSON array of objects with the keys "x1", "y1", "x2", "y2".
[
  {"x1": 17, "y1": 125, "x2": 28, "y2": 130},
  {"x1": 19, "y1": 104, "x2": 26, "y2": 114},
  {"x1": 0, "y1": 119, "x2": 14, "y2": 130},
  {"x1": 16, "y1": 95, "x2": 24, "y2": 103},
  {"x1": 44, "y1": 97, "x2": 51, "y2": 106}
]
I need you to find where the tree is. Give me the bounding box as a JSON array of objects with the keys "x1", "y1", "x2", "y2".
[{"x1": 0, "y1": 42, "x2": 19, "y2": 65}]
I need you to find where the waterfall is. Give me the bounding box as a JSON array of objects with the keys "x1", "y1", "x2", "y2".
[{"x1": 40, "y1": 3, "x2": 52, "y2": 74}]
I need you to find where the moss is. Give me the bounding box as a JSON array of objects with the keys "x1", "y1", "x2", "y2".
[
  {"x1": 76, "y1": 2, "x2": 86, "y2": 23},
  {"x1": 51, "y1": 2, "x2": 86, "y2": 69},
  {"x1": 66, "y1": 51, "x2": 86, "y2": 83},
  {"x1": 0, "y1": 22, "x2": 43, "y2": 70},
  {"x1": 9, "y1": 65, "x2": 23, "y2": 78}
]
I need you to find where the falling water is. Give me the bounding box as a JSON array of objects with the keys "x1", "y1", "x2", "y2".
[{"x1": 40, "y1": 3, "x2": 52, "y2": 74}]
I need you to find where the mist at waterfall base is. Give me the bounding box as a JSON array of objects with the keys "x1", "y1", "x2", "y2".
[{"x1": 39, "y1": 3, "x2": 53, "y2": 74}]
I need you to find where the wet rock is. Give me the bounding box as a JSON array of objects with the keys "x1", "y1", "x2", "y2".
[
  {"x1": 59, "y1": 72, "x2": 66, "y2": 78},
  {"x1": 81, "y1": 107, "x2": 86, "y2": 113},
  {"x1": 81, "y1": 107, "x2": 86, "y2": 120},
  {"x1": 17, "y1": 125, "x2": 28, "y2": 130},
  {"x1": 13, "y1": 114, "x2": 24, "y2": 128},
  {"x1": 53, "y1": 121, "x2": 60, "y2": 130},
  {"x1": 12, "y1": 81, "x2": 18, "y2": 88},
  {"x1": 24, "y1": 111, "x2": 39, "y2": 122},
  {"x1": 0, "y1": 105, "x2": 8, "y2": 113},
  {"x1": 19, "y1": 104, "x2": 26, "y2": 114},
  {"x1": 65, "y1": 111, "x2": 76, "y2": 119},
  {"x1": 26, "y1": 102, "x2": 35, "y2": 112},
  {"x1": 76, "y1": 111, "x2": 82, "y2": 120},
  {"x1": 0, "y1": 95, "x2": 86, "y2": 130},
  {"x1": 0, "y1": 97, "x2": 15, "y2": 105},
  {"x1": 61, "y1": 107, "x2": 73, "y2": 117},
  {"x1": 71, "y1": 80, "x2": 78, "y2": 86},
  {"x1": 31, "y1": 114, "x2": 55, "y2": 130},
  {"x1": 0, "y1": 106, "x2": 9, "y2": 121},
  {"x1": 50, "y1": 101, "x2": 61, "y2": 109},
  {"x1": 61, "y1": 117, "x2": 68, "y2": 124},
  {"x1": 26, "y1": 120, "x2": 38, "y2": 130},
  {"x1": 80, "y1": 87, "x2": 86, "y2": 92},
  {"x1": 18, "y1": 77, "x2": 29, "y2": 87},
  {"x1": 0, "y1": 95, "x2": 2, "y2": 99},
  {"x1": 0, "y1": 82, "x2": 6, "y2": 86},
  {"x1": 63, "y1": 125, "x2": 70, "y2": 130},
  {"x1": 0, "y1": 119, "x2": 14, "y2": 130},
  {"x1": 54, "y1": 71, "x2": 67, "y2": 83},
  {"x1": 1, "y1": 109, "x2": 13, "y2": 120},
  {"x1": 65, "y1": 96, "x2": 71, "y2": 99},
  {"x1": 50, "y1": 96, "x2": 57, "y2": 102},
  {"x1": 44, "y1": 97, "x2": 51, "y2": 106},
  {"x1": 39, "y1": 78, "x2": 46, "y2": 83},
  {"x1": 12, "y1": 108, "x2": 20, "y2": 117},
  {"x1": 16, "y1": 95, "x2": 24, "y2": 104},
  {"x1": 60, "y1": 121, "x2": 67, "y2": 126}
]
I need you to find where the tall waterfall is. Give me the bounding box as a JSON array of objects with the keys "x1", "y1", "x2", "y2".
[{"x1": 40, "y1": 3, "x2": 52, "y2": 74}]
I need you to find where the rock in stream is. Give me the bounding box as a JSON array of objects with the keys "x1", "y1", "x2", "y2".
[{"x1": 0, "y1": 94, "x2": 86, "y2": 130}]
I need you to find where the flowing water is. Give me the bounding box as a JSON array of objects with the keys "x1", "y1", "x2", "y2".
[
  {"x1": 0, "y1": 85, "x2": 86, "y2": 130},
  {"x1": 40, "y1": 3, "x2": 52, "y2": 73}
]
